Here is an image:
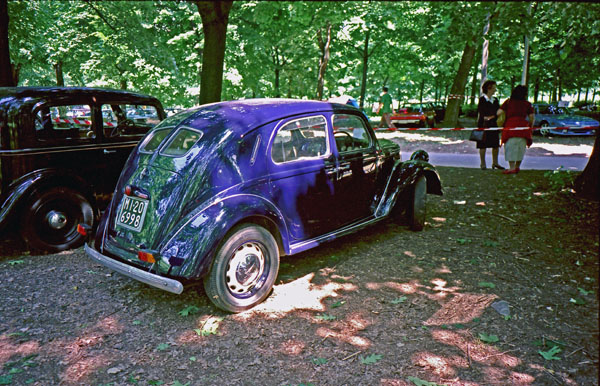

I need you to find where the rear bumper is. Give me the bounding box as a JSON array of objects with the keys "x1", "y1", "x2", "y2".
[{"x1": 85, "y1": 244, "x2": 184, "y2": 294}]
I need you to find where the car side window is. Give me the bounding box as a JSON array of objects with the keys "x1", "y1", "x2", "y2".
[
  {"x1": 271, "y1": 116, "x2": 328, "y2": 163},
  {"x1": 332, "y1": 114, "x2": 372, "y2": 153},
  {"x1": 101, "y1": 104, "x2": 160, "y2": 138},
  {"x1": 34, "y1": 104, "x2": 95, "y2": 142}
]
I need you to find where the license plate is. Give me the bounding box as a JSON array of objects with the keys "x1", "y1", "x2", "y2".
[{"x1": 116, "y1": 196, "x2": 149, "y2": 232}]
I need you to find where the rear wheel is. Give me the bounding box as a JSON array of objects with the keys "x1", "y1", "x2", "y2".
[
  {"x1": 409, "y1": 176, "x2": 427, "y2": 231},
  {"x1": 204, "y1": 224, "x2": 279, "y2": 313},
  {"x1": 20, "y1": 187, "x2": 93, "y2": 252}
]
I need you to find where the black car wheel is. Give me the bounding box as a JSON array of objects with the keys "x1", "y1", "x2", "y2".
[
  {"x1": 20, "y1": 187, "x2": 93, "y2": 252},
  {"x1": 409, "y1": 176, "x2": 427, "y2": 231},
  {"x1": 204, "y1": 224, "x2": 279, "y2": 313}
]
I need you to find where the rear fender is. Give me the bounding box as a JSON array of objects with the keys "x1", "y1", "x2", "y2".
[
  {"x1": 0, "y1": 168, "x2": 96, "y2": 231},
  {"x1": 156, "y1": 194, "x2": 289, "y2": 280}
]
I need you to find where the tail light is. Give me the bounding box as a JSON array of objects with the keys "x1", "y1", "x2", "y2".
[{"x1": 138, "y1": 249, "x2": 157, "y2": 264}]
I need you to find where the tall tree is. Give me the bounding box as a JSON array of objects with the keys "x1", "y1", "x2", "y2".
[
  {"x1": 195, "y1": 1, "x2": 233, "y2": 104},
  {"x1": 0, "y1": 0, "x2": 14, "y2": 86}
]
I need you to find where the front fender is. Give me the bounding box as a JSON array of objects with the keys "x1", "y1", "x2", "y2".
[
  {"x1": 0, "y1": 168, "x2": 96, "y2": 231},
  {"x1": 158, "y1": 194, "x2": 289, "y2": 279},
  {"x1": 376, "y1": 153, "x2": 442, "y2": 217}
]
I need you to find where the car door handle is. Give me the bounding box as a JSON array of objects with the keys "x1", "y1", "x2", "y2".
[{"x1": 103, "y1": 149, "x2": 117, "y2": 154}]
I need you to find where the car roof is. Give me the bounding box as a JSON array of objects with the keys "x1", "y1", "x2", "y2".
[
  {"x1": 0, "y1": 86, "x2": 161, "y2": 104},
  {"x1": 180, "y1": 98, "x2": 357, "y2": 136}
]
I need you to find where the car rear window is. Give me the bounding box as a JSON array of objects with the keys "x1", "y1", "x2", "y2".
[
  {"x1": 159, "y1": 127, "x2": 203, "y2": 157},
  {"x1": 139, "y1": 128, "x2": 172, "y2": 153}
]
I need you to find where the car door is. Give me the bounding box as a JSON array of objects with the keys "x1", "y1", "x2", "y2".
[
  {"x1": 30, "y1": 99, "x2": 103, "y2": 189},
  {"x1": 332, "y1": 112, "x2": 378, "y2": 225},
  {"x1": 98, "y1": 102, "x2": 163, "y2": 201},
  {"x1": 268, "y1": 115, "x2": 338, "y2": 240}
]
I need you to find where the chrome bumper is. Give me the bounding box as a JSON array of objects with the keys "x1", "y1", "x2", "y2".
[{"x1": 85, "y1": 244, "x2": 184, "y2": 295}]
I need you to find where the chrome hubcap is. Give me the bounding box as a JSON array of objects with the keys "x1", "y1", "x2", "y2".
[
  {"x1": 226, "y1": 242, "x2": 265, "y2": 294},
  {"x1": 47, "y1": 210, "x2": 68, "y2": 230}
]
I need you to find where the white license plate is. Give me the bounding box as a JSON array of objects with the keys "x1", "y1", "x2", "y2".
[{"x1": 116, "y1": 196, "x2": 149, "y2": 232}]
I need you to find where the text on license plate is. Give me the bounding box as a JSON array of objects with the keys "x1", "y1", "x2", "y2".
[{"x1": 116, "y1": 196, "x2": 149, "y2": 232}]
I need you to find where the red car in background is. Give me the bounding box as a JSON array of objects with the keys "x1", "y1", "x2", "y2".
[{"x1": 390, "y1": 103, "x2": 436, "y2": 128}]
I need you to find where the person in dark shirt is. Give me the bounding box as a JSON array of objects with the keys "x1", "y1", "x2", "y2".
[{"x1": 476, "y1": 80, "x2": 503, "y2": 170}]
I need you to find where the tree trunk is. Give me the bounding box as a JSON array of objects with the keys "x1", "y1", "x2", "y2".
[
  {"x1": 0, "y1": 0, "x2": 15, "y2": 87},
  {"x1": 316, "y1": 21, "x2": 331, "y2": 100},
  {"x1": 274, "y1": 67, "x2": 280, "y2": 98},
  {"x1": 441, "y1": 37, "x2": 477, "y2": 128},
  {"x1": 11, "y1": 62, "x2": 21, "y2": 86},
  {"x1": 359, "y1": 29, "x2": 370, "y2": 110},
  {"x1": 574, "y1": 131, "x2": 599, "y2": 201},
  {"x1": 533, "y1": 77, "x2": 540, "y2": 103},
  {"x1": 419, "y1": 79, "x2": 425, "y2": 103},
  {"x1": 54, "y1": 61, "x2": 64, "y2": 86},
  {"x1": 195, "y1": 1, "x2": 233, "y2": 105}
]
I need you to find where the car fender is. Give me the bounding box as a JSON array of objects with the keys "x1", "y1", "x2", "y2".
[
  {"x1": 0, "y1": 168, "x2": 96, "y2": 232},
  {"x1": 376, "y1": 152, "x2": 442, "y2": 217},
  {"x1": 158, "y1": 193, "x2": 289, "y2": 279}
]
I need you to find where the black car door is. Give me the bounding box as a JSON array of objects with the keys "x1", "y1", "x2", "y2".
[{"x1": 332, "y1": 112, "x2": 378, "y2": 225}]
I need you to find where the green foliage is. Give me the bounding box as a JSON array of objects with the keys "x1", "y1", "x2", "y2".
[
  {"x1": 390, "y1": 296, "x2": 408, "y2": 304},
  {"x1": 331, "y1": 300, "x2": 345, "y2": 308},
  {"x1": 6, "y1": 1, "x2": 599, "y2": 107},
  {"x1": 407, "y1": 376, "x2": 446, "y2": 386},
  {"x1": 311, "y1": 357, "x2": 328, "y2": 365},
  {"x1": 155, "y1": 343, "x2": 170, "y2": 351},
  {"x1": 7, "y1": 260, "x2": 24, "y2": 265},
  {"x1": 178, "y1": 305, "x2": 200, "y2": 317},
  {"x1": 315, "y1": 314, "x2": 336, "y2": 321},
  {"x1": 478, "y1": 333, "x2": 499, "y2": 343},
  {"x1": 360, "y1": 354, "x2": 382, "y2": 365},
  {"x1": 478, "y1": 282, "x2": 496, "y2": 288},
  {"x1": 539, "y1": 346, "x2": 562, "y2": 360},
  {"x1": 544, "y1": 167, "x2": 576, "y2": 192}
]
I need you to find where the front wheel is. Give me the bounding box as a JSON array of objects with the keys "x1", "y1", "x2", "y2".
[
  {"x1": 409, "y1": 176, "x2": 427, "y2": 231},
  {"x1": 204, "y1": 224, "x2": 279, "y2": 313},
  {"x1": 20, "y1": 187, "x2": 93, "y2": 252}
]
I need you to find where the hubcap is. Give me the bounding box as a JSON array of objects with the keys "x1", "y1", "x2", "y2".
[
  {"x1": 46, "y1": 210, "x2": 68, "y2": 230},
  {"x1": 226, "y1": 242, "x2": 265, "y2": 294}
]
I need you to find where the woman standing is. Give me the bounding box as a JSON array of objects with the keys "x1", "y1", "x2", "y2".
[
  {"x1": 496, "y1": 85, "x2": 535, "y2": 174},
  {"x1": 476, "y1": 80, "x2": 503, "y2": 169}
]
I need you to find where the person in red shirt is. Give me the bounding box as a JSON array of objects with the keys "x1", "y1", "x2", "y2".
[{"x1": 496, "y1": 85, "x2": 534, "y2": 174}]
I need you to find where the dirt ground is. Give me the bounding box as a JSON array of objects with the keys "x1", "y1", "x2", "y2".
[{"x1": 1, "y1": 135, "x2": 599, "y2": 385}]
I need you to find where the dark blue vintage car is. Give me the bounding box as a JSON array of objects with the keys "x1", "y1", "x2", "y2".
[{"x1": 83, "y1": 99, "x2": 442, "y2": 312}]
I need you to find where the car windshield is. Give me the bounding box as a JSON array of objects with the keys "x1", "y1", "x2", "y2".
[{"x1": 404, "y1": 104, "x2": 424, "y2": 113}]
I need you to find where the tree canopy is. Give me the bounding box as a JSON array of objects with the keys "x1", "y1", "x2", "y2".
[{"x1": 4, "y1": 1, "x2": 600, "y2": 109}]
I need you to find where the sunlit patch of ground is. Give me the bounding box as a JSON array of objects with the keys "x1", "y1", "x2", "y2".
[
  {"x1": 530, "y1": 142, "x2": 593, "y2": 156},
  {"x1": 377, "y1": 131, "x2": 465, "y2": 144}
]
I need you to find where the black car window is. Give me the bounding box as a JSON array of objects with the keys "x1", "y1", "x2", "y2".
[
  {"x1": 332, "y1": 114, "x2": 372, "y2": 152},
  {"x1": 101, "y1": 103, "x2": 161, "y2": 138},
  {"x1": 34, "y1": 104, "x2": 94, "y2": 142},
  {"x1": 139, "y1": 128, "x2": 173, "y2": 154},
  {"x1": 159, "y1": 127, "x2": 203, "y2": 157},
  {"x1": 271, "y1": 116, "x2": 328, "y2": 163}
]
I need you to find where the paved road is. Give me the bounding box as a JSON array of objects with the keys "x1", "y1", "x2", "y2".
[{"x1": 405, "y1": 151, "x2": 590, "y2": 171}]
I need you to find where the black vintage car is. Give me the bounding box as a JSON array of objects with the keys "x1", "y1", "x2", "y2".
[{"x1": 0, "y1": 87, "x2": 165, "y2": 252}]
